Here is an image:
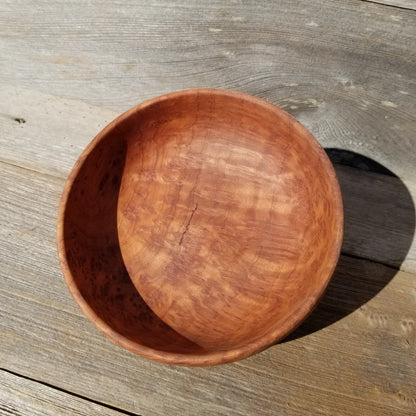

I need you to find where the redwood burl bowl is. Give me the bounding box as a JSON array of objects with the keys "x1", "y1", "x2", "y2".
[{"x1": 57, "y1": 89, "x2": 343, "y2": 366}]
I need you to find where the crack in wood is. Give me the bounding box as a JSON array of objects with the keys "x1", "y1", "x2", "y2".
[{"x1": 179, "y1": 203, "x2": 198, "y2": 246}]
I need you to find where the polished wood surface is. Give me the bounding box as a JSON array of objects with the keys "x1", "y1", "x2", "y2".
[
  {"x1": 118, "y1": 89, "x2": 343, "y2": 360},
  {"x1": 1, "y1": 0, "x2": 416, "y2": 413}
]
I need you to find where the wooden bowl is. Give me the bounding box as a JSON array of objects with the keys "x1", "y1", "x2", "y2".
[{"x1": 57, "y1": 89, "x2": 343, "y2": 366}]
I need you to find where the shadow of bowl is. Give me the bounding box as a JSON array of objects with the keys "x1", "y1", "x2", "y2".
[{"x1": 285, "y1": 149, "x2": 415, "y2": 341}]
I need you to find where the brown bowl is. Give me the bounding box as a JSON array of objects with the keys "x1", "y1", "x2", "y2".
[{"x1": 57, "y1": 89, "x2": 343, "y2": 366}]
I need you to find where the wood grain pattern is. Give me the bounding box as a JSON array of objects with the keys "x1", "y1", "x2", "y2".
[
  {"x1": 0, "y1": 161, "x2": 415, "y2": 415},
  {"x1": 0, "y1": 370, "x2": 128, "y2": 416},
  {"x1": 0, "y1": 0, "x2": 415, "y2": 178},
  {"x1": 117, "y1": 90, "x2": 342, "y2": 353},
  {"x1": 0, "y1": 84, "x2": 116, "y2": 178}
]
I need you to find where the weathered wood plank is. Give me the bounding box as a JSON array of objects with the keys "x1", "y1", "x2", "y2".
[
  {"x1": 334, "y1": 164, "x2": 416, "y2": 272},
  {"x1": 1, "y1": 161, "x2": 415, "y2": 415},
  {"x1": 0, "y1": 85, "x2": 116, "y2": 178},
  {"x1": 0, "y1": 370, "x2": 131, "y2": 416},
  {"x1": 0, "y1": 0, "x2": 415, "y2": 177},
  {"x1": 363, "y1": 0, "x2": 416, "y2": 11},
  {"x1": 1, "y1": 85, "x2": 415, "y2": 273}
]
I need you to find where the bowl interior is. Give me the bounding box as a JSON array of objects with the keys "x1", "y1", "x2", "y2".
[
  {"x1": 58, "y1": 89, "x2": 343, "y2": 365},
  {"x1": 59, "y1": 133, "x2": 204, "y2": 358}
]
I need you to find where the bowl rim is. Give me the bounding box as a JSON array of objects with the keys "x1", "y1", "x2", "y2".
[{"x1": 56, "y1": 88, "x2": 344, "y2": 366}]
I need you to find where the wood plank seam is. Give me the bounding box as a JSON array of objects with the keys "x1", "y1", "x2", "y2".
[
  {"x1": 0, "y1": 368, "x2": 142, "y2": 416},
  {"x1": 0, "y1": 156, "x2": 68, "y2": 181},
  {"x1": 361, "y1": 0, "x2": 416, "y2": 11},
  {"x1": 336, "y1": 252, "x2": 403, "y2": 272}
]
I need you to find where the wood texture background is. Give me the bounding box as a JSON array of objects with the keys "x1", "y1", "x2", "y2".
[
  {"x1": 0, "y1": 0, "x2": 415, "y2": 414},
  {"x1": 0, "y1": 370, "x2": 128, "y2": 416}
]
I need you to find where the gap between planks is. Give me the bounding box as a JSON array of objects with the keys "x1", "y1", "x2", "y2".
[
  {"x1": 0, "y1": 368, "x2": 140, "y2": 416},
  {"x1": 361, "y1": 0, "x2": 416, "y2": 11}
]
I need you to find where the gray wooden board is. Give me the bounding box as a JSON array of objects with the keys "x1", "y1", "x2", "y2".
[
  {"x1": 0, "y1": 85, "x2": 116, "y2": 179},
  {"x1": 364, "y1": 0, "x2": 416, "y2": 10},
  {"x1": 1, "y1": 85, "x2": 415, "y2": 272},
  {"x1": 0, "y1": 0, "x2": 415, "y2": 178},
  {"x1": 0, "y1": 369, "x2": 130, "y2": 416},
  {"x1": 0, "y1": 161, "x2": 415, "y2": 415}
]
